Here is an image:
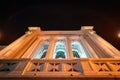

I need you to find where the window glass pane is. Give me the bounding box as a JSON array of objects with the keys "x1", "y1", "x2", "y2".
[
  {"x1": 41, "y1": 50, "x2": 47, "y2": 58},
  {"x1": 55, "y1": 51, "x2": 65, "y2": 58},
  {"x1": 53, "y1": 41, "x2": 66, "y2": 59},
  {"x1": 33, "y1": 41, "x2": 49, "y2": 59},
  {"x1": 71, "y1": 41, "x2": 87, "y2": 58}
]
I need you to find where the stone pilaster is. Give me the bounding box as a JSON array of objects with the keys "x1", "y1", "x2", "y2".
[
  {"x1": 21, "y1": 37, "x2": 42, "y2": 58},
  {"x1": 3, "y1": 29, "x2": 38, "y2": 58},
  {"x1": 87, "y1": 32, "x2": 118, "y2": 58},
  {"x1": 0, "y1": 34, "x2": 27, "y2": 58},
  {"x1": 93, "y1": 33, "x2": 120, "y2": 56},
  {"x1": 80, "y1": 36, "x2": 99, "y2": 58}
]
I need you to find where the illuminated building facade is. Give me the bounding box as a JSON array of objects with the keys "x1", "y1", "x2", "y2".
[{"x1": 0, "y1": 26, "x2": 120, "y2": 79}]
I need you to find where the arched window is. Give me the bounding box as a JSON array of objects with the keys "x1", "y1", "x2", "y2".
[
  {"x1": 71, "y1": 41, "x2": 87, "y2": 58},
  {"x1": 53, "y1": 41, "x2": 67, "y2": 59},
  {"x1": 33, "y1": 41, "x2": 49, "y2": 59}
]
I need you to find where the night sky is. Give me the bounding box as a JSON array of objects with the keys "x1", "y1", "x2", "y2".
[{"x1": 0, "y1": 0, "x2": 120, "y2": 50}]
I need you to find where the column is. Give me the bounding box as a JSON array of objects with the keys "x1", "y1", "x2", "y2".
[
  {"x1": 65, "y1": 37, "x2": 74, "y2": 59},
  {"x1": 45, "y1": 37, "x2": 56, "y2": 59}
]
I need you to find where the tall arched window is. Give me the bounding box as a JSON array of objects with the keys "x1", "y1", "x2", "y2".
[
  {"x1": 33, "y1": 41, "x2": 49, "y2": 59},
  {"x1": 53, "y1": 41, "x2": 67, "y2": 59},
  {"x1": 71, "y1": 41, "x2": 87, "y2": 58}
]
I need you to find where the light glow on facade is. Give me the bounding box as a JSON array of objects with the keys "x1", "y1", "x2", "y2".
[{"x1": 0, "y1": 26, "x2": 120, "y2": 79}]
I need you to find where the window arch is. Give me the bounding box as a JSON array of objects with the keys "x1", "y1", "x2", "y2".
[
  {"x1": 33, "y1": 41, "x2": 49, "y2": 59},
  {"x1": 71, "y1": 41, "x2": 87, "y2": 58},
  {"x1": 55, "y1": 50, "x2": 65, "y2": 58},
  {"x1": 53, "y1": 41, "x2": 67, "y2": 59}
]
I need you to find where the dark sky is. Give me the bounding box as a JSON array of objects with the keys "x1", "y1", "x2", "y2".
[{"x1": 0, "y1": 0, "x2": 120, "y2": 50}]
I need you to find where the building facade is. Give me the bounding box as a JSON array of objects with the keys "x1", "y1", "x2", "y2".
[{"x1": 0, "y1": 26, "x2": 120, "y2": 80}]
